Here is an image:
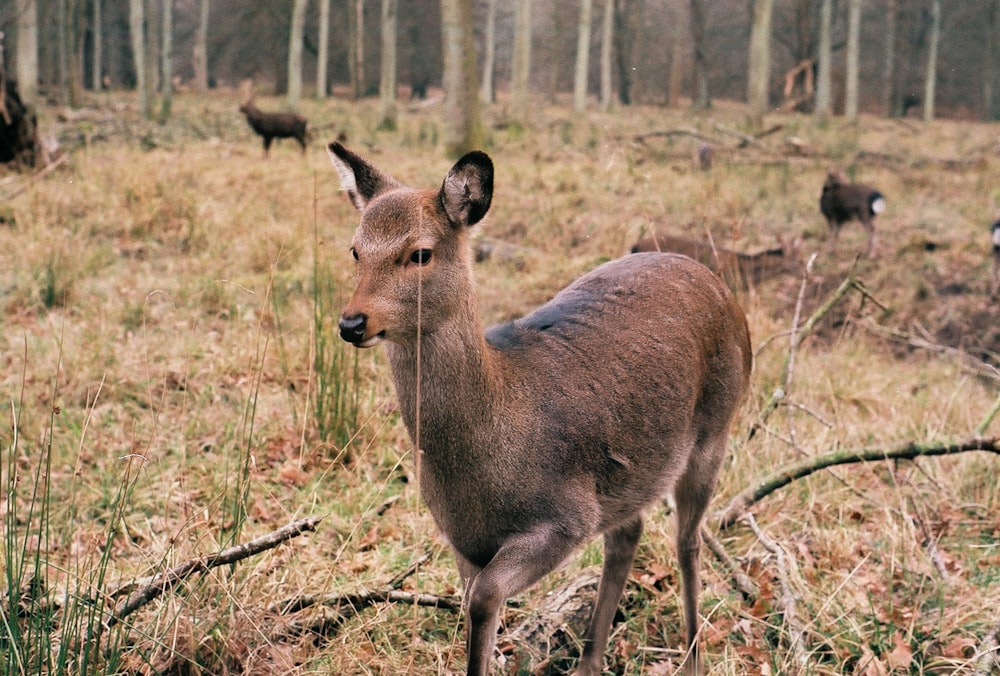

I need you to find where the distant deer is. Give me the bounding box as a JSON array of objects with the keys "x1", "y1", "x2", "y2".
[
  {"x1": 630, "y1": 232, "x2": 801, "y2": 292},
  {"x1": 329, "y1": 142, "x2": 752, "y2": 676},
  {"x1": 696, "y1": 143, "x2": 714, "y2": 171},
  {"x1": 820, "y1": 170, "x2": 885, "y2": 256},
  {"x1": 991, "y1": 219, "x2": 1000, "y2": 297},
  {"x1": 238, "y1": 97, "x2": 309, "y2": 157}
]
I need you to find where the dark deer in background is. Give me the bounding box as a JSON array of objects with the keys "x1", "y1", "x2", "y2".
[
  {"x1": 239, "y1": 97, "x2": 309, "y2": 157},
  {"x1": 329, "y1": 142, "x2": 752, "y2": 675},
  {"x1": 991, "y1": 219, "x2": 1000, "y2": 297},
  {"x1": 630, "y1": 232, "x2": 801, "y2": 292},
  {"x1": 820, "y1": 170, "x2": 885, "y2": 256}
]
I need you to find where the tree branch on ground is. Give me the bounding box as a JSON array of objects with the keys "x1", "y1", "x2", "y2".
[
  {"x1": 973, "y1": 616, "x2": 1000, "y2": 676},
  {"x1": 717, "y1": 437, "x2": 1000, "y2": 529}
]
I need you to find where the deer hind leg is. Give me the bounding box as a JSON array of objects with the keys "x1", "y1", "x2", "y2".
[
  {"x1": 674, "y1": 435, "x2": 727, "y2": 676},
  {"x1": 573, "y1": 518, "x2": 643, "y2": 676},
  {"x1": 860, "y1": 215, "x2": 876, "y2": 257},
  {"x1": 464, "y1": 526, "x2": 579, "y2": 676}
]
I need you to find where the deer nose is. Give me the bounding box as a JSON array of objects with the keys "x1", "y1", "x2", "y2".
[{"x1": 338, "y1": 314, "x2": 368, "y2": 344}]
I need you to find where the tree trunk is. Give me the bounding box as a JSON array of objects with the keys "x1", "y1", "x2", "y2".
[
  {"x1": 599, "y1": 0, "x2": 613, "y2": 110},
  {"x1": 160, "y1": 0, "x2": 173, "y2": 121},
  {"x1": 440, "y1": 0, "x2": 483, "y2": 157},
  {"x1": 614, "y1": 0, "x2": 636, "y2": 105},
  {"x1": 844, "y1": 0, "x2": 860, "y2": 120},
  {"x1": 814, "y1": 0, "x2": 833, "y2": 117},
  {"x1": 194, "y1": 0, "x2": 209, "y2": 92},
  {"x1": 287, "y1": 0, "x2": 308, "y2": 108},
  {"x1": 689, "y1": 0, "x2": 709, "y2": 109},
  {"x1": 923, "y1": 0, "x2": 941, "y2": 122},
  {"x1": 129, "y1": 0, "x2": 149, "y2": 117},
  {"x1": 353, "y1": 0, "x2": 366, "y2": 99},
  {"x1": 316, "y1": 0, "x2": 330, "y2": 98},
  {"x1": 511, "y1": 0, "x2": 532, "y2": 122},
  {"x1": 480, "y1": 0, "x2": 497, "y2": 103},
  {"x1": 91, "y1": 0, "x2": 102, "y2": 91},
  {"x1": 15, "y1": 0, "x2": 39, "y2": 105},
  {"x1": 882, "y1": 0, "x2": 897, "y2": 116},
  {"x1": 378, "y1": 0, "x2": 397, "y2": 128},
  {"x1": 573, "y1": 0, "x2": 593, "y2": 113},
  {"x1": 747, "y1": 0, "x2": 773, "y2": 126},
  {"x1": 986, "y1": 0, "x2": 1000, "y2": 120},
  {"x1": 57, "y1": 0, "x2": 70, "y2": 105}
]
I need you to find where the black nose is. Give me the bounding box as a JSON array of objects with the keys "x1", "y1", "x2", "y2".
[{"x1": 338, "y1": 314, "x2": 368, "y2": 344}]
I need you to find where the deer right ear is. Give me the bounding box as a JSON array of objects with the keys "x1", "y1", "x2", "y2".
[
  {"x1": 327, "y1": 142, "x2": 400, "y2": 211},
  {"x1": 440, "y1": 151, "x2": 494, "y2": 228}
]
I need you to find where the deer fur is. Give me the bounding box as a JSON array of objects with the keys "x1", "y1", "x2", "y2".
[
  {"x1": 991, "y1": 219, "x2": 1000, "y2": 297},
  {"x1": 329, "y1": 142, "x2": 752, "y2": 675},
  {"x1": 238, "y1": 98, "x2": 309, "y2": 157},
  {"x1": 820, "y1": 170, "x2": 885, "y2": 256},
  {"x1": 630, "y1": 232, "x2": 801, "y2": 292}
]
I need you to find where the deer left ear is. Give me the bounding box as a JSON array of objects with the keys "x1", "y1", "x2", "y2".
[
  {"x1": 440, "y1": 151, "x2": 493, "y2": 228},
  {"x1": 328, "y1": 142, "x2": 401, "y2": 211}
]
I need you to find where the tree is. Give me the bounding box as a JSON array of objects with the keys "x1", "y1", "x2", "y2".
[
  {"x1": 160, "y1": 0, "x2": 174, "y2": 120},
  {"x1": 316, "y1": 0, "x2": 330, "y2": 97},
  {"x1": 349, "y1": 0, "x2": 366, "y2": 98},
  {"x1": 747, "y1": 0, "x2": 774, "y2": 125},
  {"x1": 480, "y1": 0, "x2": 497, "y2": 103},
  {"x1": 689, "y1": 0, "x2": 709, "y2": 109},
  {"x1": 882, "y1": 0, "x2": 897, "y2": 116},
  {"x1": 511, "y1": 0, "x2": 532, "y2": 121},
  {"x1": 287, "y1": 0, "x2": 308, "y2": 108},
  {"x1": 193, "y1": 0, "x2": 209, "y2": 92},
  {"x1": 440, "y1": 0, "x2": 483, "y2": 156},
  {"x1": 923, "y1": 0, "x2": 941, "y2": 122},
  {"x1": 844, "y1": 0, "x2": 860, "y2": 120},
  {"x1": 379, "y1": 0, "x2": 398, "y2": 128},
  {"x1": 91, "y1": 0, "x2": 103, "y2": 91},
  {"x1": 600, "y1": 0, "x2": 613, "y2": 110},
  {"x1": 15, "y1": 0, "x2": 39, "y2": 105},
  {"x1": 614, "y1": 0, "x2": 637, "y2": 105},
  {"x1": 573, "y1": 0, "x2": 593, "y2": 113},
  {"x1": 987, "y1": 0, "x2": 1000, "y2": 119},
  {"x1": 814, "y1": 0, "x2": 833, "y2": 117},
  {"x1": 129, "y1": 0, "x2": 149, "y2": 117}
]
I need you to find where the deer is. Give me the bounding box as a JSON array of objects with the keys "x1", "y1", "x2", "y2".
[
  {"x1": 820, "y1": 170, "x2": 886, "y2": 257},
  {"x1": 991, "y1": 219, "x2": 1000, "y2": 298},
  {"x1": 328, "y1": 142, "x2": 753, "y2": 676},
  {"x1": 630, "y1": 232, "x2": 802, "y2": 292},
  {"x1": 238, "y1": 96, "x2": 309, "y2": 157}
]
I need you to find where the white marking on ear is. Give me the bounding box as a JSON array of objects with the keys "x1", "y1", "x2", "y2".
[{"x1": 327, "y1": 145, "x2": 364, "y2": 210}]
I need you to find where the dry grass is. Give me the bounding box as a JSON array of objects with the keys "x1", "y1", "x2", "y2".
[{"x1": 1, "y1": 91, "x2": 998, "y2": 675}]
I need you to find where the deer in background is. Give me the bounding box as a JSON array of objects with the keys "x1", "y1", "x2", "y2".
[
  {"x1": 820, "y1": 170, "x2": 885, "y2": 256},
  {"x1": 991, "y1": 219, "x2": 1000, "y2": 297},
  {"x1": 238, "y1": 95, "x2": 309, "y2": 157},
  {"x1": 630, "y1": 232, "x2": 802, "y2": 292},
  {"x1": 329, "y1": 142, "x2": 752, "y2": 676}
]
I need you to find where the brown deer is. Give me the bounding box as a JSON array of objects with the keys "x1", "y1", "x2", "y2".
[
  {"x1": 991, "y1": 219, "x2": 1000, "y2": 297},
  {"x1": 630, "y1": 232, "x2": 801, "y2": 292},
  {"x1": 820, "y1": 170, "x2": 885, "y2": 256},
  {"x1": 329, "y1": 142, "x2": 752, "y2": 675},
  {"x1": 238, "y1": 97, "x2": 309, "y2": 157}
]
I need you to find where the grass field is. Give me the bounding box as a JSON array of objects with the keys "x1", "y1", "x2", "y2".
[{"x1": 1, "y1": 91, "x2": 999, "y2": 675}]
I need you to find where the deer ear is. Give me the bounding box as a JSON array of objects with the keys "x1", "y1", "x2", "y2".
[
  {"x1": 440, "y1": 151, "x2": 493, "y2": 228},
  {"x1": 327, "y1": 142, "x2": 400, "y2": 211}
]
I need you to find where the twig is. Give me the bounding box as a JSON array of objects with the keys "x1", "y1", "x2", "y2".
[
  {"x1": 977, "y1": 390, "x2": 1000, "y2": 435},
  {"x1": 973, "y1": 616, "x2": 1000, "y2": 676},
  {"x1": 717, "y1": 436, "x2": 1000, "y2": 529},
  {"x1": 701, "y1": 526, "x2": 759, "y2": 602},
  {"x1": 107, "y1": 515, "x2": 323, "y2": 628},
  {"x1": 859, "y1": 318, "x2": 1000, "y2": 383}
]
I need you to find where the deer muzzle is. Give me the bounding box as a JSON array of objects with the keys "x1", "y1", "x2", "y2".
[{"x1": 338, "y1": 313, "x2": 383, "y2": 347}]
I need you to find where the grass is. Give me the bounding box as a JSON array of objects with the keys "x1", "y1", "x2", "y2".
[{"x1": 0, "y1": 90, "x2": 998, "y2": 674}]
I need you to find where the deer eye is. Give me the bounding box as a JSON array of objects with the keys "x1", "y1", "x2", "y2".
[
  {"x1": 350, "y1": 247, "x2": 359, "y2": 261},
  {"x1": 409, "y1": 249, "x2": 432, "y2": 265}
]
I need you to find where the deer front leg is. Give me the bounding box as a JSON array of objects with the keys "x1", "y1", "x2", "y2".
[
  {"x1": 464, "y1": 526, "x2": 579, "y2": 676},
  {"x1": 574, "y1": 518, "x2": 643, "y2": 676}
]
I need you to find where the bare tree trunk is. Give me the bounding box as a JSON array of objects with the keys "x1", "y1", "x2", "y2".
[
  {"x1": 193, "y1": 0, "x2": 208, "y2": 92},
  {"x1": 378, "y1": 0, "x2": 397, "y2": 128},
  {"x1": 747, "y1": 0, "x2": 773, "y2": 125},
  {"x1": 288, "y1": 0, "x2": 308, "y2": 108},
  {"x1": 882, "y1": 0, "x2": 897, "y2": 116},
  {"x1": 353, "y1": 0, "x2": 366, "y2": 99},
  {"x1": 987, "y1": 0, "x2": 1000, "y2": 120},
  {"x1": 573, "y1": 0, "x2": 593, "y2": 113},
  {"x1": 844, "y1": 0, "x2": 860, "y2": 120},
  {"x1": 511, "y1": 0, "x2": 532, "y2": 122},
  {"x1": 480, "y1": 0, "x2": 497, "y2": 103},
  {"x1": 91, "y1": 0, "x2": 102, "y2": 91},
  {"x1": 441, "y1": 0, "x2": 483, "y2": 156},
  {"x1": 15, "y1": 0, "x2": 39, "y2": 104},
  {"x1": 129, "y1": 0, "x2": 149, "y2": 117},
  {"x1": 614, "y1": 0, "x2": 636, "y2": 105},
  {"x1": 814, "y1": 0, "x2": 833, "y2": 117},
  {"x1": 689, "y1": 0, "x2": 709, "y2": 109},
  {"x1": 316, "y1": 0, "x2": 330, "y2": 97},
  {"x1": 57, "y1": 0, "x2": 70, "y2": 105},
  {"x1": 160, "y1": 0, "x2": 173, "y2": 121},
  {"x1": 923, "y1": 0, "x2": 941, "y2": 122},
  {"x1": 599, "y1": 0, "x2": 613, "y2": 110}
]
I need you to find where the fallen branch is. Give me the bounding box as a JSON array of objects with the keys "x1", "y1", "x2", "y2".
[
  {"x1": 107, "y1": 515, "x2": 323, "y2": 628},
  {"x1": 702, "y1": 526, "x2": 759, "y2": 602},
  {"x1": 717, "y1": 437, "x2": 1000, "y2": 529},
  {"x1": 859, "y1": 318, "x2": 1000, "y2": 383},
  {"x1": 973, "y1": 616, "x2": 1000, "y2": 676},
  {"x1": 632, "y1": 127, "x2": 717, "y2": 145}
]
